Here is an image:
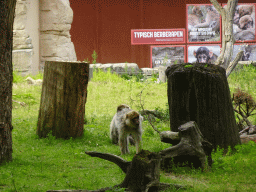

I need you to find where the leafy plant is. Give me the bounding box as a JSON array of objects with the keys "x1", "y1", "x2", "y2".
[
  {"x1": 84, "y1": 58, "x2": 90, "y2": 63},
  {"x1": 92, "y1": 50, "x2": 98, "y2": 64},
  {"x1": 232, "y1": 88, "x2": 256, "y2": 130},
  {"x1": 162, "y1": 52, "x2": 169, "y2": 66}
]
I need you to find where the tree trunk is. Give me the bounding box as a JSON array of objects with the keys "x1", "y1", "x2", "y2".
[
  {"x1": 0, "y1": 0, "x2": 16, "y2": 165},
  {"x1": 37, "y1": 61, "x2": 89, "y2": 139},
  {"x1": 166, "y1": 63, "x2": 241, "y2": 151},
  {"x1": 210, "y1": 0, "x2": 241, "y2": 76}
]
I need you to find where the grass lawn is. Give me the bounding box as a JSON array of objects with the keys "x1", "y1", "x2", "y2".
[{"x1": 0, "y1": 65, "x2": 256, "y2": 192}]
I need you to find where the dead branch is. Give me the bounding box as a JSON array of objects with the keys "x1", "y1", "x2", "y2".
[
  {"x1": 85, "y1": 151, "x2": 131, "y2": 173},
  {"x1": 138, "y1": 85, "x2": 161, "y2": 134},
  {"x1": 226, "y1": 50, "x2": 243, "y2": 77},
  {"x1": 12, "y1": 99, "x2": 26, "y2": 107}
]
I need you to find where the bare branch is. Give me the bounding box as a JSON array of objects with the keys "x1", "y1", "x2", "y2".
[
  {"x1": 85, "y1": 151, "x2": 131, "y2": 173},
  {"x1": 226, "y1": 50, "x2": 243, "y2": 77},
  {"x1": 139, "y1": 85, "x2": 161, "y2": 134},
  {"x1": 209, "y1": 0, "x2": 224, "y2": 15},
  {"x1": 233, "y1": 108, "x2": 253, "y2": 127}
]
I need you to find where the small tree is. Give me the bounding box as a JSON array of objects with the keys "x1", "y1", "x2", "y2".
[{"x1": 210, "y1": 0, "x2": 243, "y2": 76}]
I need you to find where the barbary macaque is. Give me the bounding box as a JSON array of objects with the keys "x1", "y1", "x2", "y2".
[
  {"x1": 110, "y1": 104, "x2": 143, "y2": 155},
  {"x1": 233, "y1": 5, "x2": 255, "y2": 41},
  {"x1": 194, "y1": 5, "x2": 220, "y2": 32},
  {"x1": 188, "y1": 6, "x2": 204, "y2": 27},
  {"x1": 241, "y1": 46, "x2": 252, "y2": 61},
  {"x1": 239, "y1": 15, "x2": 254, "y2": 30},
  {"x1": 238, "y1": 5, "x2": 254, "y2": 18},
  {"x1": 193, "y1": 47, "x2": 217, "y2": 64},
  {"x1": 234, "y1": 5, "x2": 254, "y2": 25}
]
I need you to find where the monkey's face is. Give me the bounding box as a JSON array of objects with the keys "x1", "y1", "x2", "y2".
[
  {"x1": 242, "y1": 52, "x2": 251, "y2": 61},
  {"x1": 193, "y1": 6, "x2": 204, "y2": 17},
  {"x1": 239, "y1": 5, "x2": 253, "y2": 18},
  {"x1": 132, "y1": 115, "x2": 140, "y2": 126},
  {"x1": 239, "y1": 15, "x2": 254, "y2": 30},
  {"x1": 243, "y1": 21, "x2": 253, "y2": 30},
  {"x1": 125, "y1": 111, "x2": 141, "y2": 128},
  {"x1": 197, "y1": 54, "x2": 209, "y2": 63}
]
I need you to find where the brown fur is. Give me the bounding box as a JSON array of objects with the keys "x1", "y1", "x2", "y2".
[
  {"x1": 194, "y1": 5, "x2": 220, "y2": 32},
  {"x1": 239, "y1": 15, "x2": 253, "y2": 29},
  {"x1": 238, "y1": 5, "x2": 254, "y2": 18},
  {"x1": 110, "y1": 105, "x2": 143, "y2": 155},
  {"x1": 188, "y1": 6, "x2": 204, "y2": 26}
]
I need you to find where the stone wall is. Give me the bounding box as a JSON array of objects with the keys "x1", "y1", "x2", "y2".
[
  {"x1": 12, "y1": 0, "x2": 77, "y2": 75},
  {"x1": 90, "y1": 63, "x2": 167, "y2": 83},
  {"x1": 13, "y1": 0, "x2": 37, "y2": 75},
  {"x1": 39, "y1": 0, "x2": 77, "y2": 71}
]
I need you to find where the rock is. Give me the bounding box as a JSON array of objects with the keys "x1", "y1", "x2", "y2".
[
  {"x1": 112, "y1": 63, "x2": 140, "y2": 75},
  {"x1": 25, "y1": 77, "x2": 43, "y2": 85},
  {"x1": 13, "y1": 49, "x2": 33, "y2": 75},
  {"x1": 98, "y1": 63, "x2": 114, "y2": 72},
  {"x1": 90, "y1": 64, "x2": 103, "y2": 69},
  {"x1": 40, "y1": 0, "x2": 77, "y2": 70},
  {"x1": 13, "y1": 30, "x2": 33, "y2": 49},
  {"x1": 141, "y1": 68, "x2": 158, "y2": 76},
  {"x1": 90, "y1": 63, "x2": 140, "y2": 75}
]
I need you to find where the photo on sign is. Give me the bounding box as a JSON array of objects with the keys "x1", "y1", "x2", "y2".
[
  {"x1": 223, "y1": 4, "x2": 256, "y2": 42},
  {"x1": 187, "y1": 45, "x2": 221, "y2": 64},
  {"x1": 232, "y1": 44, "x2": 256, "y2": 61},
  {"x1": 151, "y1": 46, "x2": 185, "y2": 68},
  {"x1": 187, "y1": 4, "x2": 221, "y2": 43}
]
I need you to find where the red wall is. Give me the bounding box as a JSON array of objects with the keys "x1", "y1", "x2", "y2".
[{"x1": 70, "y1": 0, "x2": 234, "y2": 68}]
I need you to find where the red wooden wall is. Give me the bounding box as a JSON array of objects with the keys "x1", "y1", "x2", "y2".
[{"x1": 70, "y1": 0, "x2": 240, "y2": 68}]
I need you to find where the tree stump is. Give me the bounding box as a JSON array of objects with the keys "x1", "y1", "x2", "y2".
[
  {"x1": 160, "y1": 121, "x2": 213, "y2": 171},
  {"x1": 166, "y1": 63, "x2": 241, "y2": 151},
  {"x1": 83, "y1": 150, "x2": 184, "y2": 192},
  {"x1": 37, "y1": 61, "x2": 89, "y2": 139}
]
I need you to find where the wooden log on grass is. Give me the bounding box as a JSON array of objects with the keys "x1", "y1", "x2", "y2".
[
  {"x1": 84, "y1": 150, "x2": 185, "y2": 192},
  {"x1": 37, "y1": 61, "x2": 89, "y2": 139},
  {"x1": 166, "y1": 63, "x2": 241, "y2": 151}
]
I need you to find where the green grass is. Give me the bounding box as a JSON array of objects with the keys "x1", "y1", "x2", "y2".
[{"x1": 0, "y1": 66, "x2": 256, "y2": 191}]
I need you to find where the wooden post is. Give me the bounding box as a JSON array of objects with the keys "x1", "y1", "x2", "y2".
[
  {"x1": 37, "y1": 61, "x2": 89, "y2": 139},
  {"x1": 166, "y1": 63, "x2": 241, "y2": 151}
]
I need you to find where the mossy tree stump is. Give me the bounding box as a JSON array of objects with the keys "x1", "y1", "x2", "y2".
[
  {"x1": 37, "y1": 61, "x2": 89, "y2": 139},
  {"x1": 165, "y1": 63, "x2": 241, "y2": 150}
]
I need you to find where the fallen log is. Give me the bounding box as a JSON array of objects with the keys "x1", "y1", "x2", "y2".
[{"x1": 240, "y1": 134, "x2": 256, "y2": 144}]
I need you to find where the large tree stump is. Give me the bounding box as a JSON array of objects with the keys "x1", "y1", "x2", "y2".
[
  {"x1": 37, "y1": 61, "x2": 89, "y2": 139},
  {"x1": 166, "y1": 63, "x2": 241, "y2": 151}
]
